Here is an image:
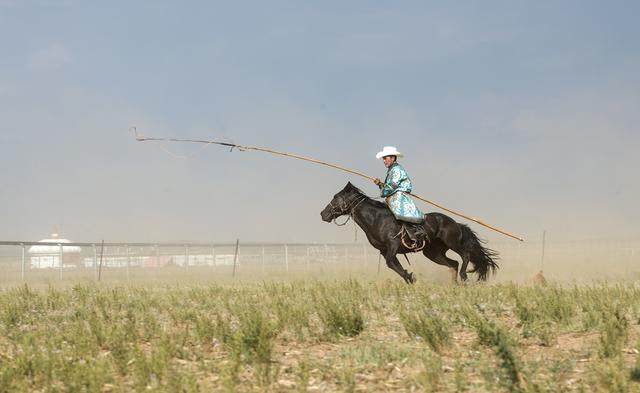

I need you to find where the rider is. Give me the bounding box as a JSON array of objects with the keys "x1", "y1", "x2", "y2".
[{"x1": 373, "y1": 146, "x2": 427, "y2": 247}]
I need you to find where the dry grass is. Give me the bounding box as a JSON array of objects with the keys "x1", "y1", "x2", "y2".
[{"x1": 1, "y1": 280, "x2": 640, "y2": 392}]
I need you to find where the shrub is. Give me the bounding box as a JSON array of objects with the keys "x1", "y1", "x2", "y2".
[
  {"x1": 472, "y1": 314, "x2": 524, "y2": 393},
  {"x1": 228, "y1": 302, "x2": 277, "y2": 365},
  {"x1": 317, "y1": 296, "x2": 365, "y2": 338},
  {"x1": 588, "y1": 358, "x2": 629, "y2": 393},
  {"x1": 399, "y1": 309, "x2": 450, "y2": 353},
  {"x1": 416, "y1": 350, "x2": 443, "y2": 392},
  {"x1": 598, "y1": 308, "x2": 628, "y2": 359}
]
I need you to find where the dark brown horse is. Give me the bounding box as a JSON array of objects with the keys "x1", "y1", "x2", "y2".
[{"x1": 320, "y1": 182, "x2": 498, "y2": 283}]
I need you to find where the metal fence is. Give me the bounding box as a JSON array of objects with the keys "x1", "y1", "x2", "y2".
[
  {"x1": 484, "y1": 236, "x2": 640, "y2": 282},
  {"x1": 0, "y1": 241, "x2": 387, "y2": 285},
  {"x1": 1, "y1": 237, "x2": 639, "y2": 286}
]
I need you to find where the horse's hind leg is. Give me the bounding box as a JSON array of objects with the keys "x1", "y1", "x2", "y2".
[
  {"x1": 423, "y1": 240, "x2": 459, "y2": 284},
  {"x1": 384, "y1": 249, "x2": 416, "y2": 284},
  {"x1": 459, "y1": 251, "x2": 471, "y2": 283}
]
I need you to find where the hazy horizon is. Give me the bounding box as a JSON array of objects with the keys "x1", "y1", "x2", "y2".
[{"x1": 1, "y1": 1, "x2": 639, "y2": 245}]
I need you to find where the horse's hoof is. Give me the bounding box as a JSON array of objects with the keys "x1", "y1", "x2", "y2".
[{"x1": 408, "y1": 272, "x2": 417, "y2": 284}]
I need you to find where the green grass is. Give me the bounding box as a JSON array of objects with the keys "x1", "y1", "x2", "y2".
[
  {"x1": 472, "y1": 312, "x2": 524, "y2": 392},
  {"x1": 399, "y1": 306, "x2": 451, "y2": 353},
  {"x1": 1, "y1": 280, "x2": 640, "y2": 391},
  {"x1": 314, "y1": 281, "x2": 366, "y2": 339}
]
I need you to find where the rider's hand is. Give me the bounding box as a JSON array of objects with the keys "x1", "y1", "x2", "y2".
[{"x1": 373, "y1": 178, "x2": 383, "y2": 187}]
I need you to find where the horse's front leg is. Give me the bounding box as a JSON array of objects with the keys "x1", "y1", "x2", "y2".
[{"x1": 384, "y1": 249, "x2": 416, "y2": 284}]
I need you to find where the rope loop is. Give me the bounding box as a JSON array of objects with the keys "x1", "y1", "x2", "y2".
[{"x1": 333, "y1": 215, "x2": 351, "y2": 226}]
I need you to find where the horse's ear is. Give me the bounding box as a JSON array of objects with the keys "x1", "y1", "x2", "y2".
[{"x1": 344, "y1": 182, "x2": 355, "y2": 191}]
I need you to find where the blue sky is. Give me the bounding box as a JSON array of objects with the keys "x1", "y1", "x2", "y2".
[{"x1": 1, "y1": 1, "x2": 639, "y2": 243}]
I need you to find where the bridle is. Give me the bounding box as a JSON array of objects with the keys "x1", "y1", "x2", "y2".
[{"x1": 328, "y1": 194, "x2": 368, "y2": 227}]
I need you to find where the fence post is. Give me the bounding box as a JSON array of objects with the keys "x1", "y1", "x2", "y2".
[
  {"x1": 261, "y1": 246, "x2": 265, "y2": 273},
  {"x1": 212, "y1": 245, "x2": 216, "y2": 267},
  {"x1": 185, "y1": 245, "x2": 189, "y2": 269},
  {"x1": 284, "y1": 244, "x2": 289, "y2": 273},
  {"x1": 93, "y1": 244, "x2": 98, "y2": 281},
  {"x1": 21, "y1": 243, "x2": 26, "y2": 281},
  {"x1": 126, "y1": 245, "x2": 130, "y2": 281},
  {"x1": 232, "y1": 239, "x2": 240, "y2": 277},
  {"x1": 58, "y1": 243, "x2": 63, "y2": 280},
  {"x1": 306, "y1": 246, "x2": 310, "y2": 271},
  {"x1": 98, "y1": 242, "x2": 105, "y2": 282}
]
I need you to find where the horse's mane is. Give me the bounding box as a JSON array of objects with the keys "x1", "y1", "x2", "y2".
[{"x1": 346, "y1": 183, "x2": 387, "y2": 208}]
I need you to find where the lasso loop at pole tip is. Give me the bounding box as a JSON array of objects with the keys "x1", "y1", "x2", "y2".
[{"x1": 130, "y1": 126, "x2": 144, "y2": 141}]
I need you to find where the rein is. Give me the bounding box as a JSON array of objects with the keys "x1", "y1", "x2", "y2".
[
  {"x1": 330, "y1": 195, "x2": 368, "y2": 227},
  {"x1": 330, "y1": 195, "x2": 367, "y2": 242}
]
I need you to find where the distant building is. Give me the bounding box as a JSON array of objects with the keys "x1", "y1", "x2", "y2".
[{"x1": 29, "y1": 233, "x2": 82, "y2": 269}]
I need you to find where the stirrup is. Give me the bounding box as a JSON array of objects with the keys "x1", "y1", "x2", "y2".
[{"x1": 400, "y1": 225, "x2": 426, "y2": 252}]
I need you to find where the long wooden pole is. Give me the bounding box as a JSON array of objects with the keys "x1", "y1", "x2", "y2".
[
  {"x1": 132, "y1": 128, "x2": 524, "y2": 241},
  {"x1": 407, "y1": 193, "x2": 524, "y2": 241},
  {"x1": 132, "y1": 127, "x2": 374, "y2": 181}
]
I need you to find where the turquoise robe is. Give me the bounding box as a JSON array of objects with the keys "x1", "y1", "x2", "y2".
[{"x1": 379, "y1": 163, "x2": 425, "y2": 224}]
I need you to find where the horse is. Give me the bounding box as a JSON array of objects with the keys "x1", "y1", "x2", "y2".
[{"x1": 320, "y1": 182, "x2": 499, "y2": 284}]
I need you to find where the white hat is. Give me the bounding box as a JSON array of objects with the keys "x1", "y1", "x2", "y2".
[{"x1": 376, "y1": 146, "x2": 403, "y2": 159}]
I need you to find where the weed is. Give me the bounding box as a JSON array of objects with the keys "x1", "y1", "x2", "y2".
[
  {"x1": 340, "y1": 342, "x2": 413, "y2": 368},
  {"x1": 2, "y1": 281, "x2": 640, "y2": 391},
  {"x1": 598, "y1": 308, "x2": 628, "y2": 359},
  {"x1": 523, "y1": 319, "x2": 558, "y2": 346},
  {"x1": 336, "y1": 361, "x2": 356, "y2": 393},
  {"x1": 87, "y1": 310, "x2": 106, "y2": 348},
  {"x1": 166, "y1": 366, "x2": 200, "y2": 392},
  {"x1": 226, "y1": 300, "x2": 277, "y2": 365},
  {"x1": 581, "y1": 305, "x2": 602, "y2": 331},
  {"x1": 629, "y1": 341, "x2": 640, "y2": 383},
  {"x1": 296, "y1": 357, "x2": 311, "y2": 393},
  {"x1": 514, "y1": 285, "x2": 574, "y2": 345},
  {"x1": 416, "y1": 350, "x2": 442, "y2": 392},
  {"x1": 587, "y1": 358, "x2": 629, "y2": 393},
  {"x1": 194, "y1": 314, "x2": 216, "y2": 345},
  {"x1": 108, "y1": 329, "x2": 133, "y2": 375},
  {"x1": 317, "y1": 295, "x2": 365, "y2": 338},
  {"x1": 453, "y1": 360, "x2": 467, "y2": 392},
  {"x1": 271, "y1": 289, "x2": 312, "y2": 341},
  {"x1": 255, "y1": 360, "x2": 280, "y2": 388},
  {"x1": 222, "y1": 351, "x2": 243, "y2": 392},
  {"x1": 0, "y1": 367, "x2": 14, "y2": 392},
  {"x1": 473, "y1": 314, "x2": 524, "y2": 392},
  {"x1": 631, "y1": 365, "x2": 640, "y2": 383},
  {"x1": 399, "y1": 308, "x2": 450, "y2": 353}
]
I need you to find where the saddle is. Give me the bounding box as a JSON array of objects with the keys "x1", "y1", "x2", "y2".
[{"x1": 395, "y1": 223, "x2": 429, "y2": 251}]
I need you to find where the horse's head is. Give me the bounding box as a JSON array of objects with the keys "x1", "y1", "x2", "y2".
[{"x1": 320, "y1": 182, "x2": 363, "y2": 222}]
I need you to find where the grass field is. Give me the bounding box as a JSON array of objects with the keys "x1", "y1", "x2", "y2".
[{"x1": 1, "y1": 280, "x2": 640, "y2": 392}]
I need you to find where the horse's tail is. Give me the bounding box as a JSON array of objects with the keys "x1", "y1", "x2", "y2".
[{"x1": 459, "y1": 224, "x2": 499, "y2": 281}]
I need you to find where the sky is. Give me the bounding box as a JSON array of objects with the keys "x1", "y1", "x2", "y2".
[{"x1": 1, "y1": 1, "x2": 639, "y2": 244}]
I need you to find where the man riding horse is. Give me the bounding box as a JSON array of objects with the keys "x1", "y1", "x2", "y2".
[
  {"x1": 373, "y1": 146, "x2": 427, "y2": 248},
  {"x1": 321, "y1": 146, "x2": 498, "y2": 283}
]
